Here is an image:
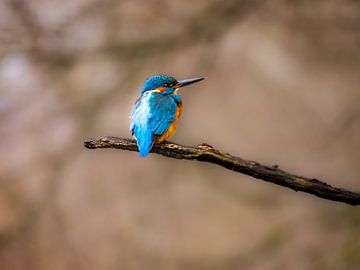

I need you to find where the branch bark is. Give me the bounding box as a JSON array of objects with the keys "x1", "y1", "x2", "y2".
[{"x1": 84, "y1": 136, "x2": 360, "y2": 206}]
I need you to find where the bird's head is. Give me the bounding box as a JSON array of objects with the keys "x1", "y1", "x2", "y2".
[{"x1": 141, "y1": 74, "x2": 205, "y2": 95}]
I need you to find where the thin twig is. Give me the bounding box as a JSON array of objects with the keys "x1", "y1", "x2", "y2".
[{"x1": 84, "y1": 136, "x2": 360, "y2": 206}]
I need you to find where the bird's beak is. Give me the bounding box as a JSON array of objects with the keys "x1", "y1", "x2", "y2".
[{"x1": 175, "y1": 77, "x2": 205, "y2": 88}]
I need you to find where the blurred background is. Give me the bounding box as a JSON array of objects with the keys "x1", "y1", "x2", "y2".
[{"x1": 1, "y1": 0, "x2": 360, "y2": 269}]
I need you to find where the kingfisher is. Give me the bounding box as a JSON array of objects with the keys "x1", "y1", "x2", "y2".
[{"x1": 130, "y1": 74, "x2": 205, "y2": 157}]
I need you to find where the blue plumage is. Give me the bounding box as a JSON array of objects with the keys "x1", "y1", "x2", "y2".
[
  {"x1": 130, "y1": 74, "x2": 205, "y2": 157},
  {"x1": 130, "y1": 94, "x2": 153, "y2": 157},
  {"x1": 130, "y1": 92, "x2": 177, "y2": 157},
  {"x1": 149, "y1": 94, "x2": 178, "y2": 135}
]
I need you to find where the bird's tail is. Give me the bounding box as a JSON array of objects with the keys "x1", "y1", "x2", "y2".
[{"x1": 134, "y1": 126, "x2": 153, "y2": 157}]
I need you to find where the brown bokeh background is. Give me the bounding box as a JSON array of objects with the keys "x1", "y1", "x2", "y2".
[{"x1": 1, "y1": 1, "x2": 359, "y2": 269}]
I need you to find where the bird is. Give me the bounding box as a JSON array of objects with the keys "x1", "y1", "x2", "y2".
[{"x1": 130, "y1": 74, "x2": 205, "y2": 157}]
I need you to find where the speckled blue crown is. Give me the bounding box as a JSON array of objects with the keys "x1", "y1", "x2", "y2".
[{"x1": 141, "y1": 74, "x2": 177, "y2": 93}]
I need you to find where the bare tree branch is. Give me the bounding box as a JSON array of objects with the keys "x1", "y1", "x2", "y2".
[{"x1": 84, "y1": 136, "x2": 360, "y2": 206}]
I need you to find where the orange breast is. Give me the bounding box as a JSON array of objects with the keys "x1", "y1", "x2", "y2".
[{"x1": 155, "y1": 104, "x2": 183, "y2": 143}]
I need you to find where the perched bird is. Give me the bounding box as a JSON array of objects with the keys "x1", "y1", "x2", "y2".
[{"x1": 130, "y1": 74, "x2": 205, "y2": 157}]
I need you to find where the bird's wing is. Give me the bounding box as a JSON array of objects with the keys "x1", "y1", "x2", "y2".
[{"x1": 148, "y1": 94, "x2": 177, "y2": 136}]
